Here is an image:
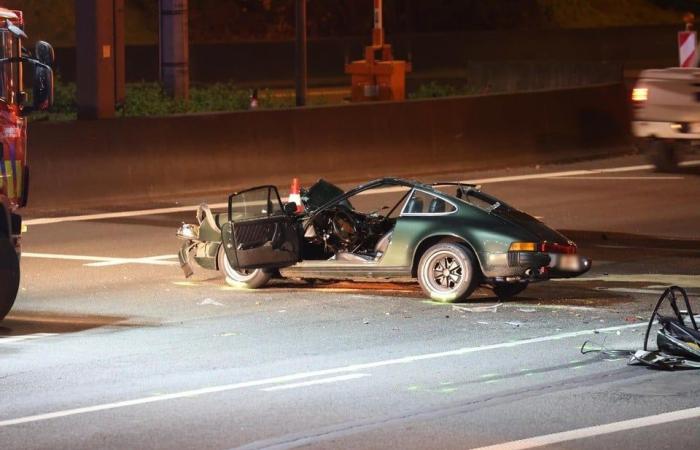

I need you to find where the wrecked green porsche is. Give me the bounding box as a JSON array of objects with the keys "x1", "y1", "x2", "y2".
[{"x1": 176, "y1": 178, "x2": 590, "y2": 302}]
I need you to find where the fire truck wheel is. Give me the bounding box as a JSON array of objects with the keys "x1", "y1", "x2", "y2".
[{"x1": 0, "y1": 238, "x2": 19, "y2": 320}]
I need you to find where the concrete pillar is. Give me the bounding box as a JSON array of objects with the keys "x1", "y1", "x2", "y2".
[
  {"x1": 76, "y1": 0, "x2": 116, "y2": 119},
  {"x1": 295, "y1": 0, "x2": 307, "y2": 107},
  {"x1": 159, "y1": 0, "x2": 189, "y2": 100}
]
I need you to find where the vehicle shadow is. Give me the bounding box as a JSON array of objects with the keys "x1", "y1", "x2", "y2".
[{"x1": 0, "y1": 311, "x2": 133, "y2": 336}]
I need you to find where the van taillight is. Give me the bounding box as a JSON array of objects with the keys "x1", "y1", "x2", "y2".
[{"x1": 632, "y1": 88, "x2": 648, "y2": 103}]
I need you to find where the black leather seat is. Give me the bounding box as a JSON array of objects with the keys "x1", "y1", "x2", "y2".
[
  {"x1": 429, "y1": 198, "x2": 446, "y2": 213},
  {"x1": 405, "y1": 197, "x2": 424, "y2": 214}
]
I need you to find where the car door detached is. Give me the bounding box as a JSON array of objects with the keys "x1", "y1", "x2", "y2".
[{"x1": 221, "y1": 186, "x2": 301, "y2": 270}]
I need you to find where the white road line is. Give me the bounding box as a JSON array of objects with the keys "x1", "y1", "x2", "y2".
[
  {"x1": 0, "y1": 321, "x2": 650, "y2": 428},
  {"x1": 85, "y1": 254, "x2": 179, "y2": 267},
  {"x1": 260, "y1": 373, "x2": 370, "y2": 392},
  {"x1": 470, "y1": 406, "x2": 700, "y2": 450},
  {"x1": 23, "y1": 159, "x2": 700, "y2": 226},
  {"x1": 0, "y1": 333, "x2": 58, "y2": 345},
  {"x1": 24, "y1": 203, "x2": 229, "y2": 226},
  {"x1": 544, "y1": 176, "x2": 683, "y2": 180},
  {"x1": 22, "y1": 252, "x2": 179, "y2": 267}
]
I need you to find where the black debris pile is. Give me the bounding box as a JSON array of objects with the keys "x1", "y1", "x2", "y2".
[{"x1": 582, "y1": 286, "x2": 700, "y2": 370}]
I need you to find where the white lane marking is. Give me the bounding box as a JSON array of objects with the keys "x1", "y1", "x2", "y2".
[
  {"x1": 24, "y1": 203, "x2": 230, "y2": 226},
  {"x1": 563, "y1": 274, "x2": 700, "y2": 288},
  {"x1": 470, "y1": 406, "x2": 700, "y2": 450},
  {"x1": 23, "y1": 159, "x2": 700, "y2": 226},
  {"x1": 261, "y1": 373, "x2": 370, "y2": 392},
  {"x1": 0, "y1": 333, "x2": 59, "y2": 344},
  {"x1": 22, "y1": 252, "x2": 179, "y2": 267},
  {"x1": 0, "y1": 321, "x2": 651, "y2": 428},
  {"x1": 356, "y1": 159, "x2": 700, "y2": 195},
  {"x1": 85, "y1": 254, "x2": 179, "y2": 267},
  {"x1": 544, "y1": 176, "x2": 683, "y2": 180}
]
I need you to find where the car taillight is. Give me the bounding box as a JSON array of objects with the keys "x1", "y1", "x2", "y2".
[
  {"x1": 509, "y1": 242, "x2": 537, "y2": 252},
  {"x1": 540, "y1": 242, "x2": 577, "y2": 254},
  {"x1": 632, "y1": 87, "x2": 648, "y2": 103}
]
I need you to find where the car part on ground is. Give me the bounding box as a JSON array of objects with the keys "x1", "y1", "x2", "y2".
[
  {"x1": 582, "y1": 286, "x2": 700, "y2": 370},
  {"x1": 176, "y1": 178, "x2": 591, "y2": 302}
]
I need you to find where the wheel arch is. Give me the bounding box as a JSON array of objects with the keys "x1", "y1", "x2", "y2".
[
  {"x1": 0, "y1": 201, "x2": 9, "y2": 239},
  {"x1": 410, "y1": 234, "x2": 484, "y2": 277}
]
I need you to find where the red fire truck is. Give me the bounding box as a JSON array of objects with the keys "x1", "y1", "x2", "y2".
[{"x1": 0, "y1": 8, "x2": 54, "y2": 320}]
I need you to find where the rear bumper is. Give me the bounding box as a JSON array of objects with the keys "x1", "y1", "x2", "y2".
[
  {"x1": 633, "y1": 120, "x2": 700, "y2": 140},
  {"x1": 484, "y1": 251, "x2": 591, "y2": 282}
]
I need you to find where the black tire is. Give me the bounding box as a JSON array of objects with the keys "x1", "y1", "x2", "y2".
[
  {"x1": 417, "y1": 243, "x2": 479, "y2": 302},
  {"x1": 492, "y1": 282, "x2": 529, "y2": 300},
  {"x1": 647, "y1": 140, "x2": 678, "y2": 172},
  {"x1": 217, "y1": 248, "x2": 271, "y2": 289},
  {"x1": 0, "y1": 238, "x2": 19, "y2": 320}
]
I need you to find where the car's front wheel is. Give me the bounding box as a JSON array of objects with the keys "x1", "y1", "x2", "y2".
[
  {"x1": 0, "y1": 238, "x2": 20, "y2": 320},
  {"x1": 417, "y1": 243, "x2": 479, "y2": 302},
  {"x1": 217, "y1": 248, "x2": 271, "y2": 289},
  {"x1": 492, "y1": 282, "x2": 529, "y2": 300}
]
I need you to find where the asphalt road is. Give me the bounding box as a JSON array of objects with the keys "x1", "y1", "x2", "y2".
[{"x1": 2, "y1": 154, "x2": 700, "y2": 450}]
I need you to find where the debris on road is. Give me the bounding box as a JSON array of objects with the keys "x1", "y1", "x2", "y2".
[
  {"x1": 197, "y1": 298, "x2": 224, "y2": 306},
  {"x1": 582, "y1": 286, "x2": 700, "y2": 370},
  {"x1": 452, "y1": 303, "x2": 502, "y2": 313}
]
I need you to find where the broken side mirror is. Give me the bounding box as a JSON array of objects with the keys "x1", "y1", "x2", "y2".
[
  {"x1": 35, "y1": 41, "x2": 55, "y2": 67},
  {"x1": 32, "y1": 64, "x2": 54, "y2": 111},
  {"x1": 284, "y1": 202, "x2": 298, "y2": 215}
]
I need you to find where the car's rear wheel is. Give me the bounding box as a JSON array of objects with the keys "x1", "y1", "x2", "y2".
[
  {"x1": 492, "y1": 282, "x2": 529, "y2": 300},
  {"x1": 0, "y1": 238, "x2": 19, "y2": 320},
  {"x1": 217, "y1": 248, "x2": 271, "y2": 289},
  {"x1": 417, "y1": 243, "x2": 479, "y2": 302}
]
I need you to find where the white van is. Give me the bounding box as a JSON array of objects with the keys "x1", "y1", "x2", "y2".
[{"x1": 632, "y1": 68, "x2": 700, "y2": 170}]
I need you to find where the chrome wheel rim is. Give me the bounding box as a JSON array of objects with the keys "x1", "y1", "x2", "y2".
[{"x1": 424, "y1": 250, "x2": 464, "y2": 293}]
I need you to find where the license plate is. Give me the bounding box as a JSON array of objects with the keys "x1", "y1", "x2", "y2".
[{"x1": 557, "y1": 254, "x2": 581, "y2": 272}]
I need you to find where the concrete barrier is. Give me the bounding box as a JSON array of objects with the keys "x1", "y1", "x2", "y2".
[{"x1": 27, "y1": 83, "x2": 630, "y2": 209}]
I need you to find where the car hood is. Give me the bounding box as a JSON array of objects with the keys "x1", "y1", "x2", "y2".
[{"x1": 493, "y1": 207, "x2": 571, "y2": 244}]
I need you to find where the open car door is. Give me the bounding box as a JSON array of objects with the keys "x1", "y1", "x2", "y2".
[{"x1": 221, "y1": 186, "x2": 301, "y2": 270}]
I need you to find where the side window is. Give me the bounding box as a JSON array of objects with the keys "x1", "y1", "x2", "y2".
[
  {"x1": 402, "y1": 190, "x2": 456, "y2": 215},
  {"x1": 230, "y1": 186, "x2": 282, "y2": 221}
]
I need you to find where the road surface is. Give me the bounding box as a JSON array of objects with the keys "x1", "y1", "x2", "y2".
[{"x1": 2, "y1": 154, "x2": 699, "y2": 449}]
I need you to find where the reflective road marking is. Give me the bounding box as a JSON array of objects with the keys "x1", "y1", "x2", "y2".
[
  {"x1": 0, "y1": 321, "x2": 651, "y2": 428},
  {"x1": 470, "y1": 406, "x2": 700, "y2": 450},
  {"x1": 261, "y1": 374, "x2": 370, "y2": 392},
  {"x1": 0, "y1": 333, "x2": 58, "y2": 345},
  {"x1": 22, "y1": 252, "x2": 179, "y2": 267},
  {"x1": 23, "y1": 159, "x2": 700, "y2": 226}
]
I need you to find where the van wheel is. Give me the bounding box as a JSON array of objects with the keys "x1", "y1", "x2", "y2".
[
  {"x1": 217, "y1": 248, "x2": 271, "y2": 289},
  {"x1": 648, "y1": 140, "x2": 678, "y2": 172},
  {"x1": 0, "y1": 239, "x2": 19, "y2": 320},
  {"x1": 417, "y1": 243, "x2": 479, "y2": 302}
]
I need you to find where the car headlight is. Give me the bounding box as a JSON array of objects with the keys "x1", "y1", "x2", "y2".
[{"x1": 176, "y1": 223, "x2": 200, "y2": 241}]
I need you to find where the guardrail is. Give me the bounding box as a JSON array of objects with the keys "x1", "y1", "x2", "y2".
[{"x1": 27, "y1": 83, "x2": 629, "y2": 209}]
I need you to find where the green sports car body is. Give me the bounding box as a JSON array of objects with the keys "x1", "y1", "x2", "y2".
[{"x1": 177, "y1": 178, "x2": 590, "y2": 301}]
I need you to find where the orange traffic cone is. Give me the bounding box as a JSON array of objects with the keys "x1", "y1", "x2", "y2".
[{"x1": 288, "y1": 178, "x2": 304, "y2": 213}]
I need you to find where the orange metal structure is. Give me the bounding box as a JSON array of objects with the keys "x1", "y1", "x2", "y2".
[{"x1": 345, "y1": 0, "x2": 411, "y2": 102}]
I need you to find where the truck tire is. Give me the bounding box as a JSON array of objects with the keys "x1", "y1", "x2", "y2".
[
  {"x1": 647, "y1": 140, "x2": 678, "y2": 172},
  {"x1": 0, "y1": 238, "x2": 19, "y2": 320}
]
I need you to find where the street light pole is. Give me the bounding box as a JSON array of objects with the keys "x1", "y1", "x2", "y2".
[{"x1": 295, "y1": 0, "x2": 307, "y2": 107}]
